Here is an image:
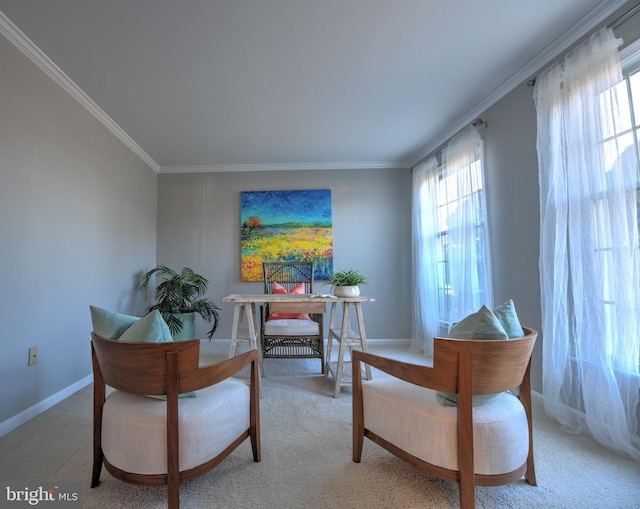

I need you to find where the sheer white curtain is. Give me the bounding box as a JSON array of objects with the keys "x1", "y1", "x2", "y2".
[
  {"x1": 412, "y1": 127, "x2": 492, "y2": 355},
  {"x1": 411, "y1": 156, "x2": 440, "y2": 354},
  {"x1": 534, "y1": 27, "x2": 640, "y2": 458},
  {"x1": 441, "y1": 127, "x2": 492, "y2": 321}
]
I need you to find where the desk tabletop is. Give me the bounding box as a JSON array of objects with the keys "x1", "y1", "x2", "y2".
[{"x1": 223, "y1": 293, "x2": 375, "y2": 303}]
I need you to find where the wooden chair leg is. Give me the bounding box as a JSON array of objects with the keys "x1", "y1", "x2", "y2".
[
  {"x1": 521, "y1": 359, "x2": 536, "y2": 486},
  {"x1": 91, "y1": 449, "x2": 103, "y2": 488},
  {"x1": 459, "y1": 479, "x2": 475, "y2": 509},
  {"x1": 525, "y1": 454, "x2": 537, "y2": 486},
  {"x1": 91, "y1": 350, "x2": 105, "y2": 489},
  {"x1": 250, "y1": 358, "x2": 262, "y2": 462},
  {"x1": 251, "y1": 432, "x2": 261, "y2": 462},
  {"x1": 91, "y1": 409, "x2": 103, "y2": 487},
  {"x1": 352, "y1": 357, "x2": 364, "y2": 462},
  {"x1": 167, "y1": 354, "x2": 180, "y2": 509},
  {"x1": 353, "y1": 424, "x2": 364, "y2": 462},
  {"x1": 168, "y1": 481, "x2": 179, "y2": 509}
]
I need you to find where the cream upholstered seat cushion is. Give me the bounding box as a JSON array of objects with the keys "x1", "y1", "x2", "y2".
[
  {"x1": 264, "y1": 318, "x2": 319, "y2": 336},
  {"x1": 102, "y1": 378, "x2": 250, "y2": 475},
  {"x1": 362, "y1": 377, "x2": 529, "y2": 475}
]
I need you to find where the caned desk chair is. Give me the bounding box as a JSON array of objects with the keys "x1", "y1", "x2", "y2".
[
  {"x1": 352, "y1": 328, "x2": 538, "y2": 509},
  {"x1": 260, "y1": 261, "x2": 326, "y2": 372},
  {"x1": 91, "y1": 335, "x2": 261, "y2": 509}
]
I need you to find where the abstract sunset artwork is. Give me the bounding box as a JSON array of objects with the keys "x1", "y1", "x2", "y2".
[{"x1": 240, "y1": 189, "x2": 333, "y2": 281}]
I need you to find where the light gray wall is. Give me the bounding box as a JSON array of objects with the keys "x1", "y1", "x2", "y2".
[
  {"x1": 482, "y1": 83, "x2": 544, "y2": 392},
  {"x1": 156, "y1": 169, "x2": 413, "y2": 340},
  {"x1": 0, "y1": 35, "x2": 158, "y2": 425}
]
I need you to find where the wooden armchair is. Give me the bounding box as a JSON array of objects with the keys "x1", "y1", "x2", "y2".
[
  {"x1": 352, "y1": 328, "x2": 538, "y2": 509},
  {"x1": 91, "y1": 334, "x2": 261, "y2": 509},
  {"x1": 260, "y1": 261, "x2": 326, "y2": 372}
]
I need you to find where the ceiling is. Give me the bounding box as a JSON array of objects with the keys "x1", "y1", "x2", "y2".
[{"x1": 0, "y1": 1, "x2": 628, "y2": 172}]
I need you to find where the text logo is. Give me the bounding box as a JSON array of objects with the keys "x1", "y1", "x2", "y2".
[{"x1": 3, "y1": 483, "x2": 81, "y2": 508}]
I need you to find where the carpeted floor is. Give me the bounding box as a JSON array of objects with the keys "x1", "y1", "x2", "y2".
[{"x1": 1, "y1": 340, "x2": 639, "y2": 508}]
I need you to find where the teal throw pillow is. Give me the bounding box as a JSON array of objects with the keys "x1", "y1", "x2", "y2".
[
  {"x1": 448, "y1": 305, "x2": 508, "y2": 339},
  {"x1": 437, "y1": 305, "x2": 508, "y2": 407},
  {"x1": 92, "y1": 308, "x2": 194, "y2": 398},
  {"x1": 90, "y1": 305, "x2": 138, "y2": 339},
  {"x1": 118, "y1": 309, "x2": 173, "y2": 343},
  {"x1": 492, "y1": 299, "x2": 524, "y2": 338}
]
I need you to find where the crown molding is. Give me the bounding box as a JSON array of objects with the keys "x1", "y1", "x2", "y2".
[
  {"x1": 0, "y1": 10, "x2": 160, "y2": 173},
  {"x1": 159, "y1": 160, "x2": 411, "y2": 173},
  {"x1": 408, "y1": 0, "x2": 629, "y2": 167}
]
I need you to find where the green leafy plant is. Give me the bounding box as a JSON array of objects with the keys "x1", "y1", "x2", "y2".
[
  {"x1": 326, "y1": 268, "x2": 368, "y2": 288},
  {"x1": 140, "y1": 265, "x2": 220, "y2": 339}
]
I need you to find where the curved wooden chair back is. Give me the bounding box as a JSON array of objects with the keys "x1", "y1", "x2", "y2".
[
  {"x1": 431, "y1": 328, "x2": 537, "y2": 396},
  {"x1": 91, "y1": 335, "x2": 200, "y2": 396}
]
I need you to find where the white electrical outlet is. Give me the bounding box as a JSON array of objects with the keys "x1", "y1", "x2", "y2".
[{"x1": 28, "y1": 346, "x2": 38, "y2": 366}]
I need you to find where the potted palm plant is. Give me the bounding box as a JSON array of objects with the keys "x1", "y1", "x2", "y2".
[
  {"x1": 326, "y1": 268, "x2": 368, "y2": 297},
  {"x1": 140, "y1": 265, "x2": 220, "y2": 340}
]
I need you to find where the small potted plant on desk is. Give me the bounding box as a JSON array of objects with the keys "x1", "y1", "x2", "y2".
[
  {"x1": 140, "y1": 265, "x2": 221, "y2": 340},
  {"x1": 326, "y1": 268, "x2": 367, "y2": 298}
]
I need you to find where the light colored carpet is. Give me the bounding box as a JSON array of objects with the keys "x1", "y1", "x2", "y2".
[{"x1": 1, "y1": 340, "x2": 639, "y2": 508}]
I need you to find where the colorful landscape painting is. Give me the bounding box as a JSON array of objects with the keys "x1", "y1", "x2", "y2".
[{"x1": 240, "y1": 189, "x2": 333, "y2": 281}]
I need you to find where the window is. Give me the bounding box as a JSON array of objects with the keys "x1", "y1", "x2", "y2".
[
  {"x1": 626, "y1": 64, "x2": 640, "y2": 239},
  {"x1": 434, "y1": 151, "x2": 490, "y2": 329},
  {"x1": 594, "y1": 51, "x2": 640, "y2": 368},
  {"x1": 411, "y1": 126, "x2": 492, "y2": 353}
]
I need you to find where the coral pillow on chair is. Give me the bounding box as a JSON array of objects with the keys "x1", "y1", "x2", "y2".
[
  {"x1": 272, "y1": 281, "x2": 305, "y2": 295},
  {"x1": 268, "y1": 282, "x2": 311, "y2": 320}
]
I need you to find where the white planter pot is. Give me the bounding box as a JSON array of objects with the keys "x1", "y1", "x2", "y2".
[{"x1": 333, "y1": 285, "x2": 360, "y2": 298}]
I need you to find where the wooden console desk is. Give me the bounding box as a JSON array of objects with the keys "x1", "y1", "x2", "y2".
[{"x1": 222, "y1": 293, "x2": 375, "y2": 397}]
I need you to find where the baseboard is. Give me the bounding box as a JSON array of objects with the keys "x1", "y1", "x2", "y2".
[{"x1": 0, "y1": 374, "x2": 93, "y2": 439}]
